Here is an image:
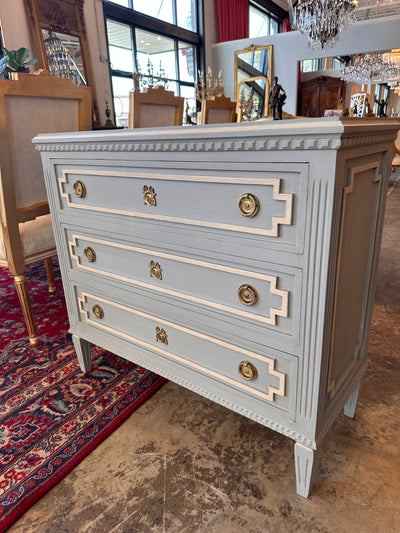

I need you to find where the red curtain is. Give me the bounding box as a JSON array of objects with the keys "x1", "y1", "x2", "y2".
[
  {"x1": 283, "y1": 18, "x2": 292, "y2": 32},
  {"x1": 214, "y1": 0, "x2": 249, "y2": 43}
]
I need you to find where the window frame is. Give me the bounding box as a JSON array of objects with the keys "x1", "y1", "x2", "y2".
[
  {"x1": 249, "y1": 0, "x2": 283, "y2": 37},
  {"x1": 104, "y1": 1, "x2": 202, "y2": 126}
]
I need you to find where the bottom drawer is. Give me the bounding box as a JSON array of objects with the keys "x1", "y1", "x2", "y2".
[{"x1": 75, "y1": 287, "x2": 297, "y2": 417}]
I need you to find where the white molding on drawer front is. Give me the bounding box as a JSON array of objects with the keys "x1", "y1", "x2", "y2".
[
  {"x1": 78, "y1": 291, "x2": 286, "y2": 403},
  {"x1": 59, "y1": 169, "x2": 293, "y2": 238},
  {"x1": 69, "y1": 234, "x2": 289, "y2": 326},
  {"x1": 75, "y1": 325, "x2": 310, "y2": 446}
]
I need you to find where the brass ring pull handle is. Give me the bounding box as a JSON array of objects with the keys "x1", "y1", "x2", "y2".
[
  {"x1": 156, "y1": 327, "x2": 168, "y2": 345},
  {"x1": 238, "y1": 284, "x2": 258, "y2": 306},
  {"x1": 73, "y1": 180, "x2": 87, "y2": 198},
  {"x1": 92, "y1": 304, "x2": 104, "y2": 319},
  {"x1": 84, "y1": 247, "x2": 96, "y2": 263},
  {"x1": 143, "y1": 185, "x2": 157, "y2": 206},
  {"x1": 149, "y1": 260, "x2": 162, "y2": 280},
  {"x1": 238, "y1": 193, "x2": 260, "y2": 217},
  {"x1": 238, "y1": 360, "x2": 258, "y2": 381}
]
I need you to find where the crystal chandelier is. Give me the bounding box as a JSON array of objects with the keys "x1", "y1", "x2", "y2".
[
  {"x1": 292, "y1": 0, "x2": 357, "y2": 50},
  {"x1": 44, "y1": 31, "x2": 85, "y2": 86},
  {"x1": 341, "y1": 52, "x2": 400, "y2": 85}
]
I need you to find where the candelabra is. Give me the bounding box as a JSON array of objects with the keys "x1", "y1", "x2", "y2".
[
  {"x1": 196, "y1": 68, "x2": 224, "y2": 101},
  {"x1": 293, "y1": 0, "x2": 357, "y2": 50},
  {"x1": 132, "y1": 59, "x2": 169, "y2": 92}
]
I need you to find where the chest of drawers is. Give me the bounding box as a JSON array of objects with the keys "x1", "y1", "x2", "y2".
[{"x1": 35, "y1": 117, "x2": 399, "y2": 497}]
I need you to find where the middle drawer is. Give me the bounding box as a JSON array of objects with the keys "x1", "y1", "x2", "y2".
[{"x1": 65, "y1": 228, "x2": 300, "y2": 340}]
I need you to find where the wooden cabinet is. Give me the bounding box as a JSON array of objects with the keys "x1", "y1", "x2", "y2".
[
  {"x1": 35, "y1": 117, "x2": 399, "y2": 497},
  {"x1": 299, "y1": 76, "x2": 344, "y2": 117}
]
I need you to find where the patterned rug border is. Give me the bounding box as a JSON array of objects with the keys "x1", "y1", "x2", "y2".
[
  {"x1": 0, "y1": 343, "x2": 165, "y2": 533},
  {"x1": 0, "y1": 260, "x2": 166, "y2": 532}
]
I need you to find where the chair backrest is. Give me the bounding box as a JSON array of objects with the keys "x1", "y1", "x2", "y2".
[
  {"x1": 199, "y1": 94, "x2": 237, "y2": 125},
  {"x1": 128, "y1": 85, "x2": 184, "y2": 128},
  {"x1": 0, "y1": 70, "x2": 92, "y2": 270}
]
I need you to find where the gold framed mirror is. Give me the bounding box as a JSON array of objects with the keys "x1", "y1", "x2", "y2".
[
  {"x1": 234, "y1": 44, "x2": 273, "y2": 121},
  {"x1": 23, "y1": 0, "x2": 99, "y2": 126}
]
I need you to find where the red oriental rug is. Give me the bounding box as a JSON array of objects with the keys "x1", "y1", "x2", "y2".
[{"x1": 0, "y1": 261, "x2": 166, "y2": 532}]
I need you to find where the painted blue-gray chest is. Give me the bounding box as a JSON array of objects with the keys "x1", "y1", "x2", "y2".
[{"x1": 35, "y1": 117, "x2": 399, "y2": 496}]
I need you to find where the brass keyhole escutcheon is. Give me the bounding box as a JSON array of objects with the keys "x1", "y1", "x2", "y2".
[
  {"x1": 143, "y1": 185, "x2": 157, "y2": 206},
  {"x1": 92, "y1": 304, "x2": 104, "y2": 319},
  {"x1": 73, "y1": 180, "x2": 87, "y2": 198},
  {"x1": 238, "y1": 360, "x2": 258, "y2": 381},
  {"x1": 149, "y1": 260, "x2": 162, "y2": 280},
  {"x1": 156, "y1": 327, "x2": 168, "y2": 345},
  {"x1": 238, "y1": 193, "x2": 260, "y2": 217},
  {"x1": 238, "y1": 284, "x2": 258, "y2": 306},
  {"x1": 84, "y1": 247, "x2": 96, "y2": 263}
]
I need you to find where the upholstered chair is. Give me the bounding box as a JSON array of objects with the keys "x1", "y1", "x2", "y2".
[
  {"x1": 198, "y1": 94, "x2": 237, "y2": 125},
  {"x1": 128, "y1": 85, "x2": 184, "y2": 128},
  {"x1": 0, "y1": 70, "x2": 92, "y2": 347}
]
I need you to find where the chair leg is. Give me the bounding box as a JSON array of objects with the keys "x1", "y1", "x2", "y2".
[
  {"x1": 44, "y1": 257, "x2": 56, "y2": 293},
  {"x1": 14, "y1": 274, "x2": 40, "y2": 348}
]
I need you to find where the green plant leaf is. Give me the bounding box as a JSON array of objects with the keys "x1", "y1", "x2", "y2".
[
  {"x1": 19, "y1": 48, "x2": 29, "y2": 63},
  {"x1": 2, "y1": 47, "x2": 37, "y2": 72}
]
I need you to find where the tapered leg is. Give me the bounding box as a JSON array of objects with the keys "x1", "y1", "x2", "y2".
[
  {"x1": 344, "y1": 381, "x2": 361, "y2": 419},
  {"x1": 14, "y1": 274, "x2": 39, "y2": 348},
  {"x1": 294, "y1": 442, "x2": 319, "y2": 498},
  {"x1": 72, "y1": 334, "x2": 92, "y2": 372},
  {"x1": 44, "y1": 257, "x2": 56, "y2": 293}
]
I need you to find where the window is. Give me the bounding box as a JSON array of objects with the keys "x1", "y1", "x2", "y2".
[
  {"x1": 249, "y1": 4, "x2": 280, "y2": 38},
  {"x1": 105, "y1": 1, "x2": 201, "y2": 127},
  {"x1": 374, "y1": 83, "x2": 389, "y2": 116},
  {"x1": 108, "y1": 0, "x2": 197, "y2": 32},
  {"x1": 300, "y1": 57, "x2": 346, "y2": 73},
  {"x1": 300, "y1": 59, "x2": 321, "y2": 73},
  {"x1": 332, "y1": 57, "x2": 345, "y2": 70}
]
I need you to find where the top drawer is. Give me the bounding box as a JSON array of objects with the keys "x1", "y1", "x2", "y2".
[{"x1": 55, "y1": 164, "x2": 308, "y2": 253}]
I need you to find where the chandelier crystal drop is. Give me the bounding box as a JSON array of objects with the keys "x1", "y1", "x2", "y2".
[
  {"x1": 293, "y1": 0, "x2": 357, "y2": 50},
  {"x1": 341, "y1": 52, "x2": 400, "y2": 85}
]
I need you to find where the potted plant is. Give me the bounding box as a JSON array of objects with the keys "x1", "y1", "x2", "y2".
[{"x1": 0, "y1": 47, "x2": 37, "y2": 78}]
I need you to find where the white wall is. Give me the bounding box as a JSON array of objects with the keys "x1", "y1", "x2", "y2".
[
  {"x1": 0, "y1": 0, "x2": 31, "y2": 51},
  {"x1": 210, "y1": 15, "x2": 400, "y2": 115}
]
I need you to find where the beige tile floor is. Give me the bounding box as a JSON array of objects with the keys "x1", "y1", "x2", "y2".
[{"x1": 9, "y1": 176, "x2": 400, "y2": 533}]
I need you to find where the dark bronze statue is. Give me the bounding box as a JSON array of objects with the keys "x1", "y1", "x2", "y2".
[
  {"x1": 374, "y1": 97, "x2": 387, "y2": 117},
  {"x1": 268, "y1": 76, "x2": 286, "y2": 120}
]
